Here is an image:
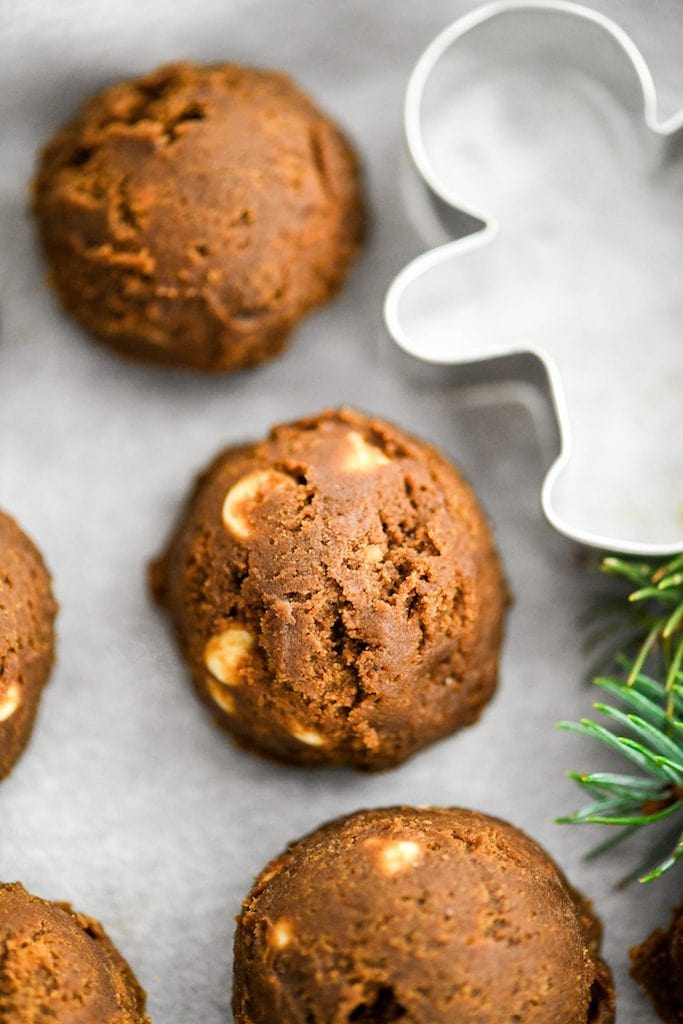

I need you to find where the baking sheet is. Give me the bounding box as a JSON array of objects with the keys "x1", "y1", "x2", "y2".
[{"x1": 1, "y1": 1, "x2": 682, "y2": 1020}]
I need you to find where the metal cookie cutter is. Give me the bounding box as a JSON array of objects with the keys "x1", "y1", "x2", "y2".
[{"x1": 385, "y1": 0, "x2": 683, "y2": 555}]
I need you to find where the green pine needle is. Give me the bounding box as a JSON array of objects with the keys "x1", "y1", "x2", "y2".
[{"x1": 557, "y1": 553, "x2": 683, "y2": 883}]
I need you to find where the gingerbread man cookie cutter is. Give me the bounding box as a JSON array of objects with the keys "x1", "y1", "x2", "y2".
[{"x1": 385, "y1": 0, "x2": 683, "y2": 555}]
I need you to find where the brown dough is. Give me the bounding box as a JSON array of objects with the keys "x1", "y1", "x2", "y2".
[
  {"x1": 0, "y1": 511, "x2": 57, "y2": 781},
  {"x1": 151, "y1": 408, "x2": 507, "y2": 770},
  {"x1": 232, "y1": 806, "x2": 616, "y2": 1024},
  {"x1": 0, "y1": 882, "x2": 149, "y2": 1023},
  {"x1": 631, "y1": 901, "x2": 683, "y2": 1023},
  {"x1": 32, "y1": 62, "x2": 364, "y2": 371}
]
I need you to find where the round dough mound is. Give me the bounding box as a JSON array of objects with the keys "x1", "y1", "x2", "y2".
[
  {"x1": 0, "y1": 883, "x2": 148, "y2": 1023},
  {"x1": 0, "y1": 511, "x2": 57, "y2": 781},
  {"x1": 631, "y1": 901, "x2": 683, "y2": 1024},
  {"x1": 151, "y1": 408, "x2": 507, "y2": 770},
  {"x1": 233, "y1": 807, "x2": 615, "y2": 1024},
  {"x1": 32, "y1": 62, "x2": 364, "y2": 372}
]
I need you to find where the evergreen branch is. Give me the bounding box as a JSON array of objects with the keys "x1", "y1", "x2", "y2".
[
  {"x1": 639, "y1": 827, "x2": 683, "y2": 882},
  {"x1": 558, "y1": 553, "x2": 683, "y2": 882},
  {"x1": 584, "y1": 824, "x2": 640, "y2": 860},
  {"x1": 593, "y1": 677, "x2": 669, "y2": 726},
  {"x1": 560, "y1": 802, "x2": 683, "y2": 827},
  {"x1": 592, "y1": 705, "x2": 683, "y2": 764},
  {"x1": 601, "y1": 557, "x2": 652, "y2": 585},
  {"x1": 664, "y1": 603, "x2": 683, "y2": 638},
  {"x1": 570, "y1": 771, "x2": 670, "y2": 797}
]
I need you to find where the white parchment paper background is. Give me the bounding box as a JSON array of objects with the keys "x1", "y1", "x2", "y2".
[{"x1": 2, "y1": 1, "x2": 682, "y2": 1020}]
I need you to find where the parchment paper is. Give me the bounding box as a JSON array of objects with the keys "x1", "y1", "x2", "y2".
[{"x1": 2, "y1": 2, "x2": 682, "y2": 1020}]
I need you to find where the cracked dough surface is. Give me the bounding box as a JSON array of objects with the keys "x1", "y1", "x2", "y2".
[
  {"x1": 0, "y1": 882, "x2": 149, "y2": 1024},
  {"x1": 232, "y1": 806, "x2": 615, "y2": 1024},
  {"x1": 150, "y1": 408, "x2": 507, "y2": 770},
  {"x1": 32, "y1": 62, "x2": 365, "y2": 372}
]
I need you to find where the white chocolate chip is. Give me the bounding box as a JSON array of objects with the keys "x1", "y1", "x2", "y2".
[
  {"x1": 342, "y1": 432, "x2": 391, "y2": 473},
  {"x1": 0, "y1": 682, "x2": 20, "y2": 724},
  {"x1": 204, "y1": 627, "x2": 254, "y2": 686},
  {"x1": 269, "y1": 919, "x2": 293, "y2": 950},
  {"x1": 290, "y1": 724, "x2": 327, "y2": 747},
  {"x1": 364, "y1": 544, "x2": 384, "y2": 564},
  {"x1": 206, "y1": 678, "x2": 236, "y2": 715},
  {"x1": 369, "y1": 838, "x2": 424, "y2": 876},
  {"x1": 222, "y1": 469, "x2": 295, "y2": 540}
]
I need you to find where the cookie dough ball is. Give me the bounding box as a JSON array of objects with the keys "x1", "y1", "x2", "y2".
[
  {"x1": 151, "y1": 408, "x2": 506, "y2": 770},
  {"x1": 631, "y1": 901, "x2": 683, "y2": 1023},
  {"x1": 0, "y1": 511, "x2": 57, "y2": 781},
  {"x1": 0, "y1": 882, "x2": 149, "y2": 1023},
  {"x1": 33, "y1": 62, "x2": 364, "y2": 372},
  {"x1": 233, "y1": 806, "x2": 615, "y2": 1024}
]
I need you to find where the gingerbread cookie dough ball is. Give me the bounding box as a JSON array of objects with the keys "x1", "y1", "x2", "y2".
[
  {"x1": 151, "y1": 408, "x2": 507, "y2": 770},
  {"x1": 631, "y1": 902, "x2": 683, "y2": 1023},
  {"x1": 233, "y1": 806, "x2": 615, "y2": 1024},
  {"x1": 32, "y1": 62, "x2": 364, "y2": 372},
  {"x1": 0, "y1": 882, "x2": 149, "y2": 1023},
  {"x1": 0, "y1": 511, "x2": 57, "y2": 781}
]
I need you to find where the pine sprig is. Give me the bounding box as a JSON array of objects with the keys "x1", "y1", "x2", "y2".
[{"x1": 557, "y1": 554, "x2": 683, "y2": 883}]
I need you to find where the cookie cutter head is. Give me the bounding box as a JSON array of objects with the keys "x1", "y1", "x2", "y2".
[{"x1": 385, "y1": 1, "x2": 683, "y2": 556}]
